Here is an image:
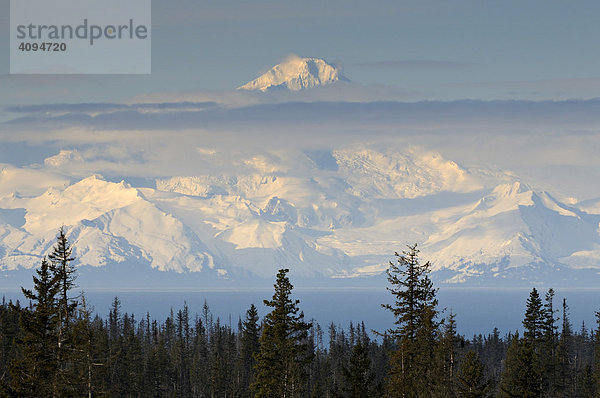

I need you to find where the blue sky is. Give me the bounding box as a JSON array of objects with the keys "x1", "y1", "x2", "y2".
[{"x1": 1, "y1": 0, "x2": 600, "y2": 106}]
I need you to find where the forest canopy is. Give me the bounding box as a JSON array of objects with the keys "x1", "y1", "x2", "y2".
[{"x1": 1, "y1": 231, "x2": 600, "y2": 397}]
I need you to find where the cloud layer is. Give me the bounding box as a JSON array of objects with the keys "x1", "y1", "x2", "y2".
[{"x1": 2, "y1": 93, "x2": 600, "y2": 200}]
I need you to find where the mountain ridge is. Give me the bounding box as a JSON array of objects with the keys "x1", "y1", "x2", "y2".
[{"x1": 1, "y1": 146, "x2": 599, "y2": 287}]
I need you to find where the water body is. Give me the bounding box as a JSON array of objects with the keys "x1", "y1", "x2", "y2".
[{"x1": 3, "y1": 288, "x2": 599, "y2": 337}]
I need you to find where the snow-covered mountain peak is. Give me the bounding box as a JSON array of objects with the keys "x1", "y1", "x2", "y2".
[
  {"x1": 23, "y1": 176, "x2": 142, "y2": 235},
  {"x1": 2, "y1": 145, "x2": 600, "y2": 286},
  {"x1": 484, "y1": 182, "x2": 578, "y2": 218},
  {"x1": 238, "y1": 55, "x2": 345, "y2": 92}
]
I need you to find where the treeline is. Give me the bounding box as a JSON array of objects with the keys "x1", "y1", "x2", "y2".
[
  {"x1": 0, "y1": 285, "x2": 387, "y2": 397},
  {"x1": 1, "y1": 231, "x2": 600, "y2": 397}
]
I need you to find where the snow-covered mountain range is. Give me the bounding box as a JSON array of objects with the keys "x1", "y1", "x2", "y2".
[
  {"x1": 238, "y1": 55, "x2": 346, "y2": 92},
  {"x1": 1, "y1": 145, "x2": 599, "y2": 287}
]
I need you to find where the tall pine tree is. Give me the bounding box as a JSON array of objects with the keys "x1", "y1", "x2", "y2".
[
  {"x1": 522, "y1": 288, "x2": 544, "y2": 394},
  {"x1": 8, "y1": 258, "x2": 60, "y2": 397},
  {"x1": 237, "y1": 303, "x2": 260, "y2": 396},
  {"x1": 594, "y1": 310, "x2": 600, "y2": 395},
  {"x1": 48, "y1": 227, "x2": 81, "y2": 396},
  {"x1": 498, "y1": 333, "x2": 542, "y2": 398},
  {"x1": 557, "y1": 298, "x2": 574, "y2": 395},
  {"x1": 339, "y1": 337, "x2": 379, "y2": 397},
  {"x1": 382, "y1": 244, "x2": 440, "y2": 397},
  {"x1": 252, "y1": 269, "x2": 313, "y2": 398},
  {"x1": 456, "y1": 350, "x2": 489, "y2": 398},
  {"x1": 48, "y1": 226, "x2": 77, "y2": 328},
  {"x1": 541, "y1": 288, "x2": 559, "y2": 395},
  {"x1": 522, "y1": 288, "x2": 543, "y2": 344}
]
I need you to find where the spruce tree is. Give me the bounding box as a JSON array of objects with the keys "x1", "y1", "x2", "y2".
[
  {"x1": 238, "y1": 304, "x2": 260, "y2": 396},
  {"x1": 498, "y1": 334, "x2": 542, "y2": 398},
  {"x1": 190, "y1": 311, "x2": 210, "y2": 396},
  {"x1": 328, "y1": 323, "x2": 350, "y2": 395},
  {"x1": 48, "y1": 226, "x2": 77, "y2": 328},
  {"x1": 557, "y1": 298, "x2": 574, "y2": 395},
  {"x1": 594, "y1": 310, "x2": 600, "y2": 395},
  {"x1": 522, "y1": 288, "x2": 543, "y2": 344},
  {"x1": 521, "y1": 288, "x2": 544, "y2": 394},
  {"x1": 481, "y1": 327, "x2": 504, "y2": 384},
  {"x1": 48, "y1": 227, "x2": 79, "y2": 393},
  {"x1": 339, "y1": 338, "x2": 379, "y2": 397},
  {"x1": 541, "y1": 288, "x2": 559, "y2": 395},
  {"x1": 174, "y1": 304, "x2": 192, "y2": 397},
  {"x1": 456, "y1": 350, "x2": 489, "y2": 398},
  {"x1": 251, "y1": 268, "x2": 313, "y2": 398},
  {"x1": 71, "y1": 294, "x2": 98, "y2": 398},
  {"x1": 578, "y1": 364, "x2": 596, "y2": 397},
  {"x1": 49, "y1": 228, "x2": 92, "y2": 395},
  {"x1": 8, "y1": 258, "x2": 60, "y2": 397},
  {"x1": 209, "y1": 318, "x2": 235, "y2": 397},
  {"x1": 435, "y1": 311, "x2": 459, "y2": 397},
  {"x1": 382, "y1": 244, "x2": 440, "y2": 397},
  {"x1": 0, "y1": 299, "x2": 21, "y2": 395}
]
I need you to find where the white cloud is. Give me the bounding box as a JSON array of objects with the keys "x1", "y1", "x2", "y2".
[
  {"x1": 44, "y1": 149, "x2": 84, "y2": 167},
  {"x1": 2, "y1": 97, "x2": 600, "y2": 200}
]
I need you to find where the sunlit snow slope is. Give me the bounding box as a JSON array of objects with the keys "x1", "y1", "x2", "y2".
[
  {"x1": 238, "y1": 55, "x2": 345, "y2": 92},
  {"x1": 1, "y1": 145, "x2": 599, "y2": 286}
]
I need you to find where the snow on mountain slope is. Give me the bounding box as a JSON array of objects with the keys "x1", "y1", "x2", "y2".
[
  {"x1": 238, "y1": 55, "x2": 345, "y2": 92},
  {"x1": 422, "y1": 183, "x2": 600, "y2": 282},
  {"x1": 0, "y1": 177, "x2": 218, "y2": 273},
  {"x1": 317, "y1": 181, "x2": 600, "y2": 283},
  {"x1": 136, "y1": 188, "x2": 350, "y2": 277},
  {"x1": 1, "y1": 146, "x2": 599, "y2": 285},
  {"x1": 21, "y1": 175, "x2": 140, "y2": 235},
  {"x1": 333, "y1": 148, "x2": 482, "y2": 199},
  {"x1": 155, "y1": 174, "x2": 360, "y2": 230},
  {"x1": 74, "y1": 200, "x2": 216, "y2": 273}
]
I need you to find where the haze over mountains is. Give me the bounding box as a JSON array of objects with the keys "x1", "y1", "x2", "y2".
[{"x1": 1, "y1": 57, "x2": 600, "y2": 288}]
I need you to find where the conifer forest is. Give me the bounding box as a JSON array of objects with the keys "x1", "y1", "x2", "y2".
[{"x1": 2, "y1": 229, "x2": 600, "y2": 397}]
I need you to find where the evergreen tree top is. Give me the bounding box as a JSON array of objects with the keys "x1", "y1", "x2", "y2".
[
  {"x1": 382, "y1": 243, "x2": 439, "y2": 340},
  {"x1": 263, "y1": 268, "x2": 311, "y2": 331},
  {"x1": 523, "y1": 288, "x2": 543, "y2": 343}
]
